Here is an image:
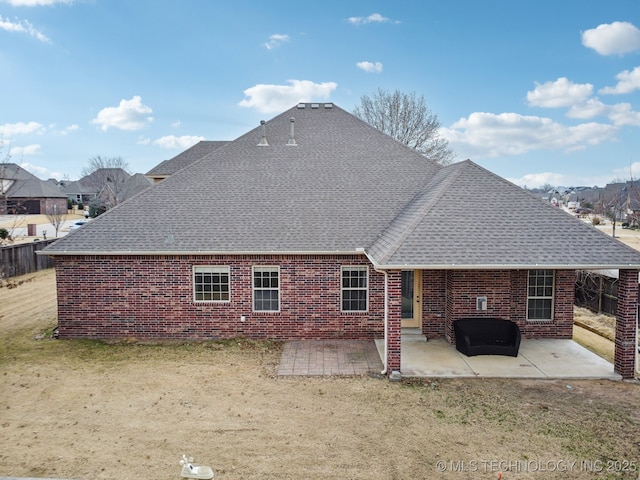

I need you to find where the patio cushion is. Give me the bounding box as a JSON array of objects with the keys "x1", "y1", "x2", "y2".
[{"x1": 454, "y1": 318, "x2": 521, "y2": 357}]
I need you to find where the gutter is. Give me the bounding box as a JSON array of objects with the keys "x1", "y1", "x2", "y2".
[
  {"x1": 37, "y1": 249, "x2": 368, "y2": 257},
  {"x1": 371, "y1": 263, "x2": 640, "y2": 270}
]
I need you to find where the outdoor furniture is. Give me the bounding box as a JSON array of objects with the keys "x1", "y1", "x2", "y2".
[{"x1": 454, "y1": 318, "x2": 521, "y2": 357}]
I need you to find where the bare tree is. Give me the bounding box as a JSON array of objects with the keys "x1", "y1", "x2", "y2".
[
  {"x1": 45, "y1": 204, "x2": 65, "y2": 237},
  {"x1": 353, "y1": 88, "x2": 456, "y2": 165},
  {"x1": 81, "y1": 156, "x2": 131, "y2": 214},
  {"x1": 596, "y1": 181, "x2": 640, "y2": 238}
]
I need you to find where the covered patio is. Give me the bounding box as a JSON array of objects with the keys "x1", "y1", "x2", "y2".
[{"x1": 375, "y1": 336, "x2": 621, "y2": 379}]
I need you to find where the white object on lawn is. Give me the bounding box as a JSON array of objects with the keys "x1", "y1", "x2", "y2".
[{"x1": 180, "y1": 454, "x2": 214, "y2": 479}]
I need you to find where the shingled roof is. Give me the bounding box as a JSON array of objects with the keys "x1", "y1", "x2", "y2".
[
  {"x1": 145, "y1": 140, "x2": 229, "y2": 178},
  {"x1": 44, "y1": 103, "x2": 640, "y2": 269},
  {"x1": 1, "y1": 163, "x2": 66, "y2": 198}
]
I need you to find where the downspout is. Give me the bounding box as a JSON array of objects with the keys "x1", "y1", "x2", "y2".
[
  {"x1": 359, "y1": 247, "x2": 388, "y2": 375},
  {"x1": 374, "y1": 267, "x2": 389, "y2": 375}
]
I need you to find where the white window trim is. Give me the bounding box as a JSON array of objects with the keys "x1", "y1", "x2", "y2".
[
  {"x1": 526, "y1": 269, "x2": 554, "y2": 321},
  {"x1": 341, "y1": 265, "x2": 369, "y2": 312},
  {"x1": 193, "y1": 265, "x2": 230, "y2": 303},
  {"x1": 252, "y1": 265, "x2": 280, "y2": 312}
]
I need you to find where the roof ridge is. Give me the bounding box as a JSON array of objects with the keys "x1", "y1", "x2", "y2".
[{"x1": 371, "y1": 160, "x2": 470, "y2": 265}]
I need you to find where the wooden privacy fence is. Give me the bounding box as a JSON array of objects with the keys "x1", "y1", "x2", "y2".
[
  {"x1": 0, "y1": 239, "x2": 56, "y2": 278},
  {"x1": 575, "y1": 270, "x2": 619, "y2": 315}
]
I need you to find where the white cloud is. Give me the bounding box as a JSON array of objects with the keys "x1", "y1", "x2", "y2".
[
  {"x1": 1, "y1": 0, "x2": 73, "y2": 5},
  {"x1": 606, "y1": 102, "x2": 640, "y2": 127},
  {"x1": 442, "y1": 112, "x2": 618, "y2": 158},
  {"x1": 91, "y1": 96, "x2": 154, "y2": 131},
  {"x1": 0, "y1": 15, "x2": 49, "y2": 42},
  {"x1": 506, "y1": 172, "x2": 569, "y2": 189},
  {"x1": 581, "y1": 21, "x2": 640, "y2": 56},
  {"x1": 565, "y1": 99, "x2": 640, "y2": 126},
  {"x1": 347, "y1": 13, "x2": 397, "y2": 26},
  {"x1": 600, "y1": 66, "x2": 640, "y2": 94},
  {"x1": 525, "y1": 76, "x2": 640, "y2": 126},
  {"x1": 566, "y1": 98, "x2": 608, "y2": 119},
  {"x1": 356, "y1": 61, "x2": 383, "y2": 73},
  {"x1": 152, "y1": 135, "x2": 204, "y2": 149},
  {"x1": 527, "y1": 78, "x2": 593, "y2": 108},
  {"x1": 238, "y1": 79, "x2": 338, "y2": 114},
  {"x1": 171, "y1": 120, "x2": 181, "y2": 128},
  {"x1": 0, "y1": 121, "x2": 45, "y2": 137},
  {"x1": 60, "y1": 124, "x2": 79, "y2": 135},
  {"x1": 507, "y1": 171, "x2": 621, "y2": 189},
  {"x1": 264, "y1": 33, "x2": 289, "y2": 50},
  {"x1": 20, "y1": 162, "x2": 65, "y2": 181},
  {"x1": 9, "y1": 144, "x2": 40, "y2": 156}
]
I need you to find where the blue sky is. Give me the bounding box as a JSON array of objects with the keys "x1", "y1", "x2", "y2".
[{"x1": 1, "y1": 0, "x2": 640, "y2": 188}]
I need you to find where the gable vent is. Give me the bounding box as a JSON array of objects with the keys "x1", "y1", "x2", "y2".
[
  {"x1": 257, "y1": 120, "x2": 269, "y2": 146},
  {"x1": 286, "y1": 117, "x2": 297, "y2": 146}
]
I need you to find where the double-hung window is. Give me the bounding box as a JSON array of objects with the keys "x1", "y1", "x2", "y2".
[
  {"x1": 342, "y1": 266, "x2": 368, "y2": 312},
  {"x1": 194, "y1": 266, "x2": 230, "y2": 302},
  {"x1": 527, "y1": 269, "x2": 554, "y2": 320},
  {"x1": 253, "y1": 266, "x2": 279, "y2": 311}
]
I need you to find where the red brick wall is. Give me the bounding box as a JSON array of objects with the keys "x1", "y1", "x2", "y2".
[
  {"x1": 55, "y1": 256, "x2": 576, "y2": 344},
  {"x1": 54, "y1": 254, "x2": 385, "y2": 341},
  {"x1": 614, "y1": 269, "x2": 638, "y2": 378},
  {"x1": 421, "y1": 270, "x2": 446, "y2": 338},
  {"x1": 421, "y1": 269, "x2": 574, "y2": 341}
]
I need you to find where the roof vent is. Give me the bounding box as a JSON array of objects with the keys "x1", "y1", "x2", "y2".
[
  {"x1": 286, "y1": 117, "x2": 297, "y2": 146},
  {"x1": 297, "y1": 103, "x2": 306, "y2": 109},
  {"x1": 257, "y1": 120, "x2": 269, "y2": 146},
  {"x1": 324, "y1": 103, "x2": 333, "y2": 109},
  {"x1": 310, "y1": 103, "x2": 319, "y2": 109}
]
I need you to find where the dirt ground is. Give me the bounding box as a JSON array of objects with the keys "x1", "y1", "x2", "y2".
[{"x1": 1, "y1": 270, "x2": 639, "y2": 480}]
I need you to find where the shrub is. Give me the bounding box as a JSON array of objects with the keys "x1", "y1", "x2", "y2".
[{"x1": 592, "y1": 217, "x2": 601, "y2": 225}]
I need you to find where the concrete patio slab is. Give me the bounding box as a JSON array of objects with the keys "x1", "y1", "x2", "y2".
[
  {"x1": 374, "y1": 338, "x2": 622, "y2": 379},
  {"x1": 278, "y1": 337, "x2": 621, "y2": 379}
]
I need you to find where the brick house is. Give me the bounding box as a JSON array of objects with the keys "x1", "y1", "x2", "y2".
[
  {"x1": 0, "y1": 163, "x2": 67, "y2": 215},
  {"x1": 42, "y1": 103, "x2": 640, "y2": 378}
]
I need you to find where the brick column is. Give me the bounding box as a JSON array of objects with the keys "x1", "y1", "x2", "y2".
[
  {"x1": 386, "y1": 271, "x2": 402, "y2": 374},
  {"x1": 615, "y1": 269, "x2": 638, "y2": 379}
]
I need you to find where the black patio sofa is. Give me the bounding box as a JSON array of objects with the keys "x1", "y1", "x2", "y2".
[{"x1": 453, "y1": 318, "x2": 521, "y2": 357}]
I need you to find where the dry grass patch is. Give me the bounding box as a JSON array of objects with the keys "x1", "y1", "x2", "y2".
[{"x1": 1, "y1": 270, "x2": 639, "y2": 479}]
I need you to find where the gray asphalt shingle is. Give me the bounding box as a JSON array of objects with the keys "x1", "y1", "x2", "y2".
[
  {"x1": 145, "y1": 140, "x2": 229, "y2": 177},
  {"x1": 44, "y1": 103, "x2": 640, "y2": 269}
]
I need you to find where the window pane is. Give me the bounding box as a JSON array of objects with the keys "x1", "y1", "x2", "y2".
[
  {"x1": 527, "y1": 270, "x2": 553, "y2": 320},
  {"x1": 194, "y1": 266, "x2": 230, "y2": 302},
  {"x1": 253, "y1": 267, "x2": 279, "y2": 311},
  {"x1": 342, "y1": 267, "x2": 368, "y2": 311}
]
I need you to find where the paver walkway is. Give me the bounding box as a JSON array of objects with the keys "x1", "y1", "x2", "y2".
[{"x1": 278, "y1": 340, "x2": 383, "y2": 376}]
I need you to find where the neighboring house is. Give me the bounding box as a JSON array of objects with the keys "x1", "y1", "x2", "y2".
[
  {"x1": 0, "y1": 163, "x2": 67, "y2": 215},
  {"x1": 62, "y1": 168, "x2": 130, "y2": 207},
  {"x1": 117, "y1": 173, "x2": 153, "y2": 204},
  {"x1": 603, "y1": 181, "x2": 640, "y2": 225},
  {"x1": 42, "y1": 103, "x2": 640, "y2": 378},
  {"x1": 559, "y1": 186, "x2": 602, "y2": 211},
  {"x1": 145, "y1": 141, "x2": 229, "y2": 184}
]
